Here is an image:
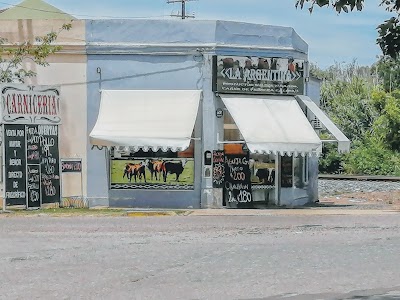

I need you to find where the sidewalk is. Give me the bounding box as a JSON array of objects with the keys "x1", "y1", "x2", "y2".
[
  {"x1": 124, "y1": 206, "x2": 400, "y2": 217},
  {"x1": 187, "y1": 208, "x2": 400, "y2": 216}
]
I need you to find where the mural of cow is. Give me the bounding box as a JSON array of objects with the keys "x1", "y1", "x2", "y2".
[
  {"x1": 161, "y1": 159, "x2": 187, "y2": 182},
  {"x1": 123, "y1": 160, "x2": 148, "y2": 183}
]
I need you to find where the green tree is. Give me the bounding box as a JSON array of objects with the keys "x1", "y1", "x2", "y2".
[
  {"x1": 295, "y1": 0, "x2": 400, "y2": 58},
  {"x1": 314, "y1": 60, "x2": 400, "y2": 175},
  {"x1": 375, "y1": 56, "x2": 400, "y2": 92},
  {"x1": 344, "y1": 137, "x2": 400, "y2": 175},
  {"x1": 370, "y1": 89, "x2": 400, "y2": 150},
  {"x1": 0, "y1": 23, "x2": 71, "y2": 83},
  {"x1": 321, "y1": 76, "x2": 377, "y2": 142}
]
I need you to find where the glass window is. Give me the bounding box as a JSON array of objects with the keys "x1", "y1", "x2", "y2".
[
  {"x1": 293, "y1": 156, "x2": 304, "y2": 188},
  {"x1": 250, "y1": 154, "x2": 275, "y2": 186}
]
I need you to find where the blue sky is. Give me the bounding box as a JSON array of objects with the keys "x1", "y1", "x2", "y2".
[{"x1": 1, "y1": 0, "x2": 396, "y2": 68}]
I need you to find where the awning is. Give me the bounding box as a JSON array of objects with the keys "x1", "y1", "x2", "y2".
[
  {"x1": 89, "y1": 90, "x2": 201, "y2": 152},
  {"x1": 220, "y1": 95, "x2": 322, "y2": 156},
  {"x1": 295, "y1": 95, "x2": 350, "y2": 153}
]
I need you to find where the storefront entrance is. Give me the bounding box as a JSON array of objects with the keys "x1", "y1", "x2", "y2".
[{"x1": 218, "y1": 146, "x2": 311, "y2": 208}]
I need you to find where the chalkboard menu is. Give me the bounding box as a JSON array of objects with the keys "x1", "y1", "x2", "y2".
[
  {"x1": 212, "y1": 150, "x2": 225, "y2": 188},
  {"x1": 4, "y1": 125, "x2": 26, "y2": 206},
  {"x1": 224, "y1": 153, "x2": 252, "y2": 207},
  {"x1": 281, "y1": 156, "x2": 293, "y2": 188},
  {"x1": 36, "y1": 125, "x2": 60, "y2": 204},
  {"x1": 27, "y1": 165, "x2": 41, "y2": 208},
  {"x1": 4, "y1": 124, "x2": 60, "y2": 208}
]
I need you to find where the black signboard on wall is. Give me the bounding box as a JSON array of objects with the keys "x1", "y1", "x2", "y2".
[
  {"x1": 224, "y1": 153, "x2": 252, "y2": 207},
  {"x1": 2, "y1": 84, "x2": 61, "y2": 209},
  {"x1": 27, "y1": 164, "x2": 41, "y2": 208},
  {"x1": 281, "y1": 156, "x2": 293, "y2": 188},
  {"x1": 213, "y1": 55, "x2": 305, "y2": 95},
  {"x1": 212, "y1": 150, "x2": 225, "y2": 188},
  {"x1": 61, "y1": 160, "x2": 82, "y2": 173},
  {"x1": 4, "y1": 124, "x2": 60, "y2": 207},
  {"x1": 4, "y1": 124, "x2": 26, "y2": 206},
  {"x1": 36, "y1": 125, "x2": 60, "y2": 204}
]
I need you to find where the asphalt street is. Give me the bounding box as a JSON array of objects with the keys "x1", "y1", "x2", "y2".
[{"x1": 1, "y1": 214, "x2": 400, "y2": 300}]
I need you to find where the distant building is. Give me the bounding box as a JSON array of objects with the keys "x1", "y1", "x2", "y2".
[{"x1": 0, "y1": 0, "x2": 75, "y2": 20}]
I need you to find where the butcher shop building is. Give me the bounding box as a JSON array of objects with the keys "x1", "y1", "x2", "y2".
[{"x1": 86, "y1": 19, "x2": 350, "y2": 209}]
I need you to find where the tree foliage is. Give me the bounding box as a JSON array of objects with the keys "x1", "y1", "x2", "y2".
[
  {"x1": 295, "y1": 0, "x2": 400, "y2": 58},
  {"x1": 375, "y1": 56, "x2": 400, "y2": 92},
  {"x1": 314, "y1": 60, "x2": 400, "y2": 175},
  {"x1": 0, "y1": 23, "x2": 71, "y2": 83}
]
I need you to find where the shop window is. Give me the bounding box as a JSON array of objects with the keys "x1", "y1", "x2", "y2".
[
  {"x1": 109, "y1": 140, "x2": 195, "y2": 190},
  {"x1": 283, "y1": 156, "x2": 309, "y2": 189},
  {"x1": 250, "y1": 154, "x2": 275, "y2": 187},
  {"x1": 304, "y1": 156, "x2": 309, "y2": 184},
  {"x1": 293, "y1": 156, "x2": 304, "y2": 188}
]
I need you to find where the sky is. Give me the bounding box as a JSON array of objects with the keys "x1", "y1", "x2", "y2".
[{"x1": 0, "y1": 0, "x2": 396, "y2": 68}]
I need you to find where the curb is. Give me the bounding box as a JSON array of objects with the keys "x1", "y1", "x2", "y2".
[
  {"x1": 188, "y1": 209, "x2": 400, "y2": 216},
  {"x1": 126, "y1": 210, "x2": 193, "y2": 217}
]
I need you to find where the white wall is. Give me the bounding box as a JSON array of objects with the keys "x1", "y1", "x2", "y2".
[{"x1": 0, "y1": 19, "x2": 87, "y2": 204}]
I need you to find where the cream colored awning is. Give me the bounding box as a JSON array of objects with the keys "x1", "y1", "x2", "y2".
[
  {"x1": 220, "y1": 94, "x2": 322, "y2": 156},
  {"x1": 89, "y1": 90, "x2": 201, "y2": 152},
  {"x1": 295, "y1": 95, "x2": 350, "y2": 153}
]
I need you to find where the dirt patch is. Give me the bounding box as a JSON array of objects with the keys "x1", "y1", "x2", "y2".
[{"x1": 320, "y1": 190, "x2": 400, "y2": 209}]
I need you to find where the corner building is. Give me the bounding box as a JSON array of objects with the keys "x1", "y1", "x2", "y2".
[{"x1": 86, "y1": 19, "x2": 350, "y2": 209}]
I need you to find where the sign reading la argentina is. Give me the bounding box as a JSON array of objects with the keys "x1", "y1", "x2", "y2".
[
  {"x1": 214, "y1": 56, "x2": 305, "y2": 95},
  {"x1": 1, "y1": 84, "x2": 61, "y2": 124}
]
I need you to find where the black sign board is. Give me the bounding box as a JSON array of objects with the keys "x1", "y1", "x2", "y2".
[
  {"x1": 4, "y1": 124, "x2": 26, "y2": 206},
  {"x1": 27, "y1": 164, "x2": 41, "y2": 208},
  {"x1": 214, "y1": 55, "x2": 304, "y2": 95},
  {"x1": 212, "y1": 150, "x2": 225, "y2": 188},
  {"x1": 38, "y1": 125, "x2": 60, "y2": 204},
  {"x1": 281, "y1": 156, "x2": 293, "y2": 188},
  {"x1": 224, "y1": 153, "x2": 252, "y2": 207},
  {"x1": 61, "y1": 160, "x2": 82, "y2": 173}
]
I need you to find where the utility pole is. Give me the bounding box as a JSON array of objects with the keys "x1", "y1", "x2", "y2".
[{"x1": 167, "y1": 0, "x2": 196, "y2": 19}]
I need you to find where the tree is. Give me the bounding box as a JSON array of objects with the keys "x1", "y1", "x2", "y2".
[
  {"x1": 375, "y1": 56, "x2": 400, "y2": 92},
  {"x1": 295, "y1": 0, "x2": 400, "y2": 58},
  {"x1": 313, "y1": 59, "x2": 400, "y2": 175},
  {"x1": 0, "y1": 23, "x2": 72, "y2": 83},
  {"x1": 370, "y1": 89, "x2": 400, "y2": 150}
]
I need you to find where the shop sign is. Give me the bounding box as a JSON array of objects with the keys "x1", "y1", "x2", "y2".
[
  {"x1": 61, "y1": 159, "x2": 82, "y2": 173},
  {"x1": 212, "y1": 150, "x2": 225, "y2": 188},
  {"x1": 1, "y1": 84, "x2": 61, "y2": 124},
  {"x1": 224, "y1": 153, "x2": 252, "y2": 206},
  {"x1": 4, "y1": 124, "x2": 27, "y2": 206},
  {"x1": 213, "y1": 56, "x2": 304, "y2": 95}
]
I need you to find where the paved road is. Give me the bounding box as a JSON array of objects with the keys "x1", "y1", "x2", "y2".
[{"x1": 1, "y1": 214, "x2": 400, "y2": 300}]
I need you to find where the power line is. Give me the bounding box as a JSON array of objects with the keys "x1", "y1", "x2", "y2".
[
  {"x1": 0, "y1": 1, "x2": 168, "y2": 19},
  {"x1": 167, "y1": 0, "x2": 196, "y2": 19}
]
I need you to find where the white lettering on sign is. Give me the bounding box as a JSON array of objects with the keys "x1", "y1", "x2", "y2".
[
  {"x1": 5, "y1": 191, "x2": 26, "y2": 198},
  {"x1": 220, "y1": 68, "x2": 302, "y2": 83},
  {"x1": 8, "y1": 171, "x2": 23, "y2": 178},
  {"x1": 9, "y1": 140, "x2": 21, "y2": 148},
  {"x1": 9, "y1": 158, "x2": 22, "y2": 166}
]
